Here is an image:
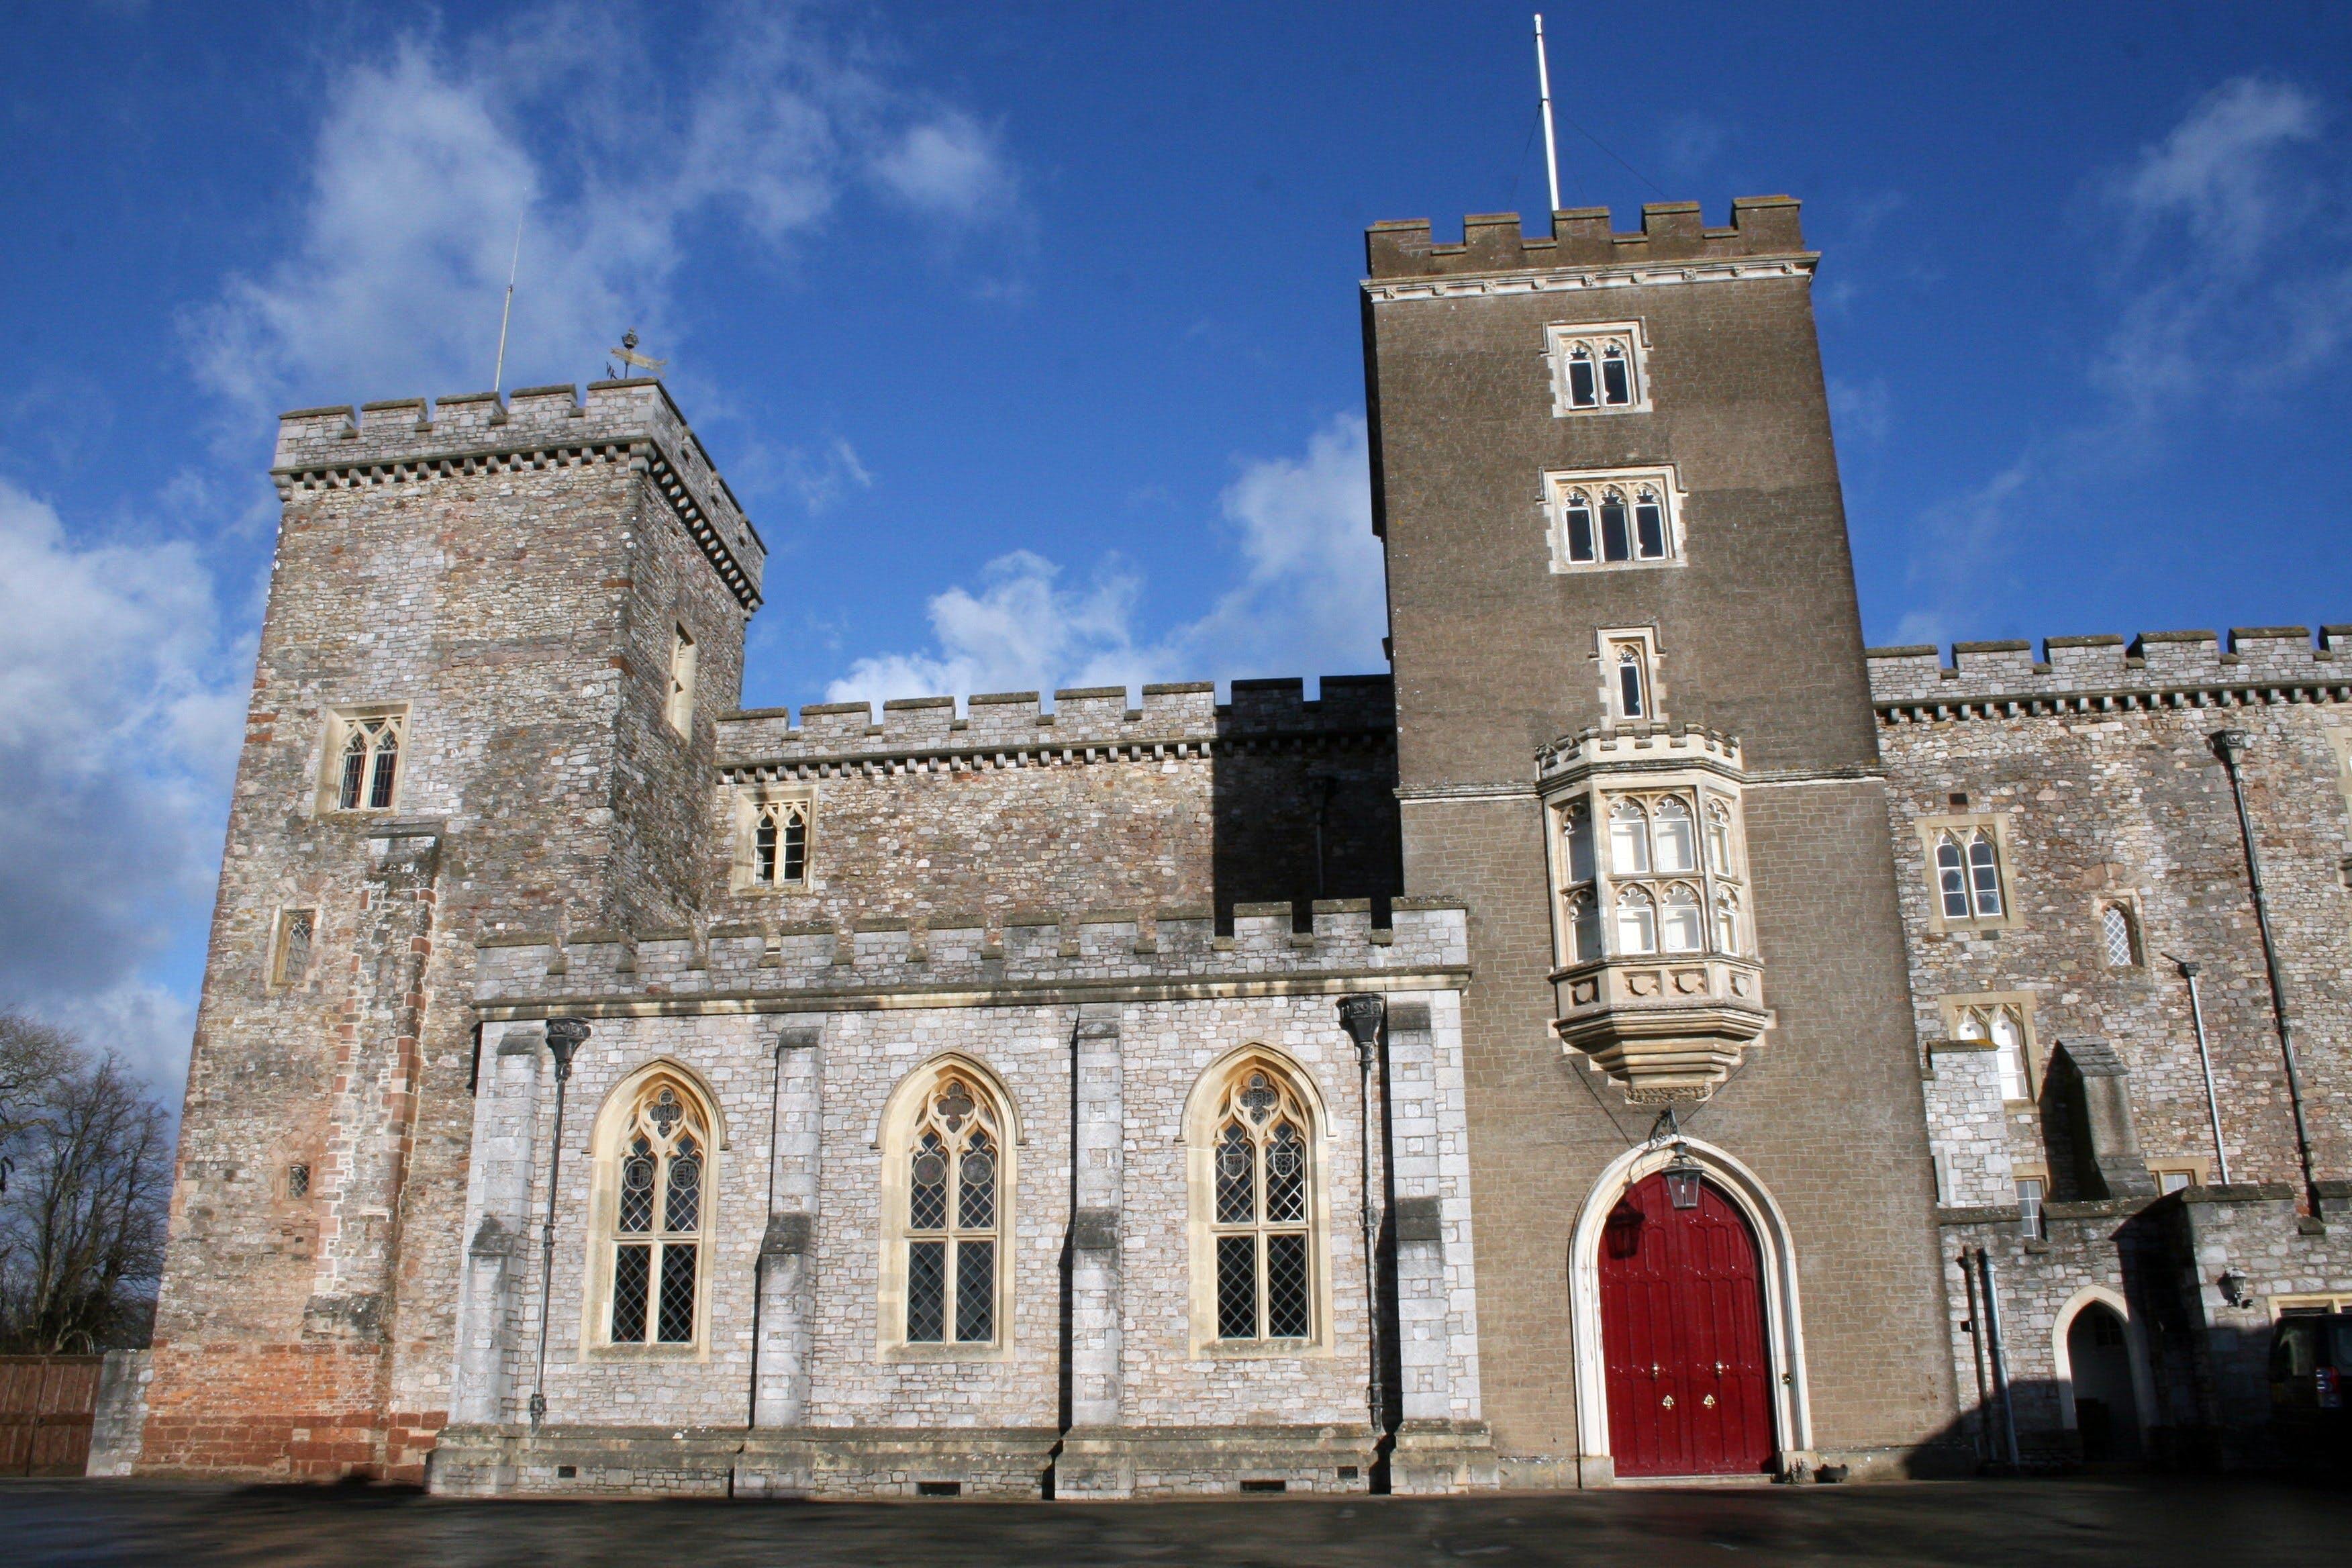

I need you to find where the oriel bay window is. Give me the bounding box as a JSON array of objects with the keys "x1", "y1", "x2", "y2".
[{"x1": 1553, "y1": 785, "x2": 1750, "y2": 967}]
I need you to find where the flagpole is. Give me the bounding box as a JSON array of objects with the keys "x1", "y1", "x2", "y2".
[
  {"x1": 1534, "y1": 15, "x2": 1561, "y2": 215},
  {"x1": 492, "y1": 214, "x2": 523, "y2": 395}
]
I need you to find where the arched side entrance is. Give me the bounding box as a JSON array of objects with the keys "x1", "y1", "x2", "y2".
[
  {"x1": 2053, "y1": 1285, "x2": 2153, "y2": 1461},
  {"x1": 1598, "y1": 1173, "x2": 1775, "y2": 1475},
  {"x1": 1569, "y1": 1137, "x2": 1813, "y2": 1482}
]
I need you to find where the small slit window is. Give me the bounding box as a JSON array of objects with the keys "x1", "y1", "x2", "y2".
[
  {"x1": 2100, "y1": 903, "x2": 2138, "y2": 968},
  {"x1": 271, "y1": 909, "x2": 315, "y2": 987},
  {"x1": 667, "y1": 626, "x2": 697, "y2": 737}
]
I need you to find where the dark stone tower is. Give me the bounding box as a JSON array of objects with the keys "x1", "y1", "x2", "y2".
[
  {"x1": 140, "y1": 381, "x2": 761, "y2": 1479},
  {"x1": 1362, "y1": 201, "x2": 1959, "y2": 1481}
]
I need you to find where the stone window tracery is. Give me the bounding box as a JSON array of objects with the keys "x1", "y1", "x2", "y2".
[
  {"x1": 1558, "y1": 786, "x2": 1751, "y2": 967},
  {"x1": 752, "y1": 799, "x2": 810, "y2": 887},
  {"x1": 893, "y1": 1071, "x2": 1003, "y2": 1347},
  {"x1": 1935, "y1": 829, "x2": 2004, "y2": 921},
  {"x1": 1953, "y1": 1001, "x2": 2035, "y2": 1103},
  {"x1": 595, "y1": 1075, "x2": 714, "y2": 1347},
  {"x1": 1204, "y1": 1064, "x2": 1316, "y2": 1342},
  {"x1": 328, "y1": 712, "x2": 405, "y2": 813},
  {"x1": 1546, "y1": 322, "x2": 1649, "y2": 415},
  {"x1": 1545, "y1": 468, "x2": 1681, "y2": 573}
]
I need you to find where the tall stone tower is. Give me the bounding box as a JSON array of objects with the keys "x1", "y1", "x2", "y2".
[
  {"x1": 140, "y1": 381, "x2": 761, "y2": 1479},
  {"x1": 1362, "y1": 202, "x2": 1959, "y2": 1481}
]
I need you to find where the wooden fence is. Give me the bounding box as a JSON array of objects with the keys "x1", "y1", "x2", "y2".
[{"x1": 0, "y1": 1357, "x2": 103, "y2": 1477}]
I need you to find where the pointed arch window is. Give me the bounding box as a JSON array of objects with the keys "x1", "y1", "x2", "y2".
[
  {"x1": 897, "y1": 1072, "x2": 1003, "y2": 1346},
  {"x1": 1547, "y1": 467, "x2": 1679, "y2": 572},
  {"x1": 2099, "y1": 902, "x2": 2139, "y2": 968},
  {"x1": 1659, "y1": 883, "x2": 1704, "y2": 954},
  {"x1": 1714, "y1": 889, "x2": 1742, "y2": 955},
  {"x1": 1652, "y1": 798, "x2": 1696, "y2": 873},
  {"x1": 1928, "y1": 821, "x2": 2013, "y2": 928},
  {"x1": 1608, "y1": 800, "x2": 1651, "y2": 876},
  {"x1": 1953, "y1": 1001, "x2": 2035, "y2": 1103},
  {"x1": 1206, "y1": 1065, "x2": 1316, "y2": 1342},
  {"x1": 330, "y1": 712, "x2": 405, "y2": 812},
  {"x1": 753, "y1": 799, "x2": 810, "y2": 886},
  {"x1": 597, "y1": 1077, "x2": 714, "y2": 1347},
  {"x1": 1548, "y1": 323, "x2": 1648, "y2": 415},
  {"x1": 1615, "y1": 886, "x2": 1659, "y2": 955}
]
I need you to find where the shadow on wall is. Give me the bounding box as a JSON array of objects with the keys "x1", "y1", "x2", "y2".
[{"x1": 1208, "y1": 680, "x2": 1402, "y2": 928}]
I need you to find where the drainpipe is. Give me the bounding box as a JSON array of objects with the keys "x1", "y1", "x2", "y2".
[
  {"x1": 2164, "y1": 957, "x2": 2233, "y2": 1185},
  {"x1": 528, "y1": 1018, "x2": 589, "y2": 1430},
  {"x1": 1975, "y1": 1248, "x2": 2020, "y2": 1467},
  {"x1": 1957, "y1": 1251, "x2": 1993, "y2": 1461},
  {"x1": 1336, "y1": 995, "x2": 1387, "y2": 1461},
  {"x1": 2212, "y1": 730, "x2": 2320, "y2": 1213}
]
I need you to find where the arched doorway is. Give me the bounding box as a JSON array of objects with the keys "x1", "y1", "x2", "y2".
[
  {"x1": 1598, "y1": 1172, "x2": 1775, "y2": 1476},
  {"x1": 2065, "y1": 1302, "x2": 2143, "y2": 1461}
]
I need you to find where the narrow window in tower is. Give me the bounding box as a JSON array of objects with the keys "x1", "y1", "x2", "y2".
[
  {"x1": 1934, "y1": 836, "x2": 1971, "y2": 920},
  {"x1": 1608, "y1": 801, "x2": 1651, "y2": 876},
  {"x1": 2100, "y1": 903, "x2": 2137, "y2": 968},
  {"x1": 667, "y1": 626, "x2": 697, "y2": 737},
  {"x1": 1600, "y1": 342, "x2": 1632, "y2": 405},
  {"x1": 1967, "y1": 832, "x2": 2004, "y2": 918},
  {"x1": 1714, "y1": 889, "x2": 1742, "y2": 955},
  {"x1": 271, "y1": 909, "x2": 315, "y2": 987},
  {"x1": 1652, "y1": 798, "x2": 1696, "y2": 873},
  {"x1": 1567, "y1": 346, "x2": 1598, "y2": 408},
  {"x1": 1632, "y1": 487, "x2": 1667, "y2": 559},
  {"x1": 1614, "y1": 644, "x2": 1649, "y2": 720},
  {"x1": 1706, "y1": 801, "x2": 1735, "y2": 877},
  {"x1": 1564, "y1": 491, "x2": 1597, "y2": 563},
  {"x1": 1600, "y1": 490, "x2": 1632, "y2": 562},
  {"x1": 368, "y1": 727, "x2": 399, "y2": 809}
]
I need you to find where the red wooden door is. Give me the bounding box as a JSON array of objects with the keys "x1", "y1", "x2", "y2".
[{"x1": 1599, "y1": 1173, "x2": 1775, "y2": 1476}]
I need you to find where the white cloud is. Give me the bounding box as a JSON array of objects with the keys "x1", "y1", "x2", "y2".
[
  {"x1": 1896, "y1": 76, "x2": 2349, "y2": 638},
  {"x1": 871, "y1": 113, "x2": 1019, "y2": 222},
  {"x1": 824, "y1": 415, "x2": 1384, "y2": 706},
  {"x1": 188, "y1": 3, "x2": 1024, "y2": 419},
  {"x1": 0, "y1": 479, "x2": 241, "y2": 1090}
]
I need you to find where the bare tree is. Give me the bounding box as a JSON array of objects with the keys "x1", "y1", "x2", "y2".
[{"x1": 0, "y1": 1014, "x2": 173, "y2": 1353}]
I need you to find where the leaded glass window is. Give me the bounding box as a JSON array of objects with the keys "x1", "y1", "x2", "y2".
[
  {"x1": 1208, "y1": 1066, "x2": 1314, "y2": 1342},
  {"x1": 272, "y1": 908, "x2": 315, "y2": 987},
  {"x1": 2100, "y1": 903, "x2": 2137, "y2": 968},
  {"x1": 605, "y1": 1079, "x2": 709, "y2": 1346},
  {"x1": 901, "y1": 1073, "x2": 1001, "y2": 1345}
]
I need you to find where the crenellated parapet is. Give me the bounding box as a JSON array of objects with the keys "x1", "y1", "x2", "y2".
[
  {"x1": 1866, "y1": 626, "x2": 2352, "y2": 720},
  {"x1": 468, "y1": 895, "x2": 1468, "y2": 1020},
  {"x1": 1363, "y1": 197, "x2": 1812, "y2": 299},
  {"x1": 271, "y1": 378, "x2": 765, "y2": 609},
  {"x1": 716, "y1": 673, "x2": 1395, "y2": 776}
]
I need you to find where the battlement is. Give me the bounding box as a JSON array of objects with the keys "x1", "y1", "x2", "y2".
[
  {"x1": 1536, "y1": 724, "x2": 1744, "y2": 785},
  {"x1": 272, "y1": 378, "x2": 764, "y2": 606},
  {"x1": 1866, "y1": 626, "x2": 2352, "y2": 709},
  {"x1": 716, "y1": 674, "x2": 1395, "y2": 766},
  {"x1": 469, "y1": 895, "x2": 1469, "y2": 1016},
  {"x1": 1365, "y1": 197, "x2": 1808, "y2": 283}
]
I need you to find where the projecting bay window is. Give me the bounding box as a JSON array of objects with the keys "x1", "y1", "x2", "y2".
[{"x1": 1553, "y1": 785, "x2": 1751, "y2": 969}]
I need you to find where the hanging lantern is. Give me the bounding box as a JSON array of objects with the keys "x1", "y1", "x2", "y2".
[{"x1": 1663, "y1": 1143, "x2": 1705, "y2": 1211}]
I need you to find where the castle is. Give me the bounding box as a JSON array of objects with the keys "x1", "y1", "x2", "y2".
[{"x1": 107, "y1": 195, "x2": 2352, "y2": 1494}]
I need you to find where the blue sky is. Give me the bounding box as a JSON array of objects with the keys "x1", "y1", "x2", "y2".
[{"x1": 3, "y1": 1, "x2": 2349, "y2": 1093}]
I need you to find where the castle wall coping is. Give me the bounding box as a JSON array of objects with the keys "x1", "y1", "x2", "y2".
[
  {"x1": 467, "y1": 901, "x2": 1472, "y2": 1019},
  {"x1": 271, "y1": 378, "x2": 763, "y2": 609},
  {"x1": 714, "y1": 675, "x2": 1397, "y2": 764},
  {"x1": 1867, "y1": 626, "x2": 2352, "y2": 712},
  {"x1": 1365, "y1": 197, "x2": 1808, "y2": 283}
]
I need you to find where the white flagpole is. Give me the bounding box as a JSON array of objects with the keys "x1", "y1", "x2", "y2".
[
  {"x1": 492, "y1": 213, "x2": 523, "y2": 395},
  {"x1": 1534, "y1": 15, "x2": 1561, "y2": 214}
]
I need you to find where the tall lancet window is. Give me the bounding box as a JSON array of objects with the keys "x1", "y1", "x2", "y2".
[
  {"x1": 1209, "y1": 1066, "x2": 1316, "y2": 1341},
  {"x1": 599, "y1": 1075, "x2": 714, "y2": 1347},
  {"x1": 901, "y1": 1073, "x2": 1002, "y2": 1345}
]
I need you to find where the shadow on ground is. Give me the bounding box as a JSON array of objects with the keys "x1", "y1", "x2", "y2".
[{"x1": 9, "y1": 1475, "x2": 2350, "y2": 1567}]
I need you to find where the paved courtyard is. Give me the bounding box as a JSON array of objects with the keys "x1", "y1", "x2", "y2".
[{"x1": 9, "y1": 1476, "x2": 2349, "y2": 1567}]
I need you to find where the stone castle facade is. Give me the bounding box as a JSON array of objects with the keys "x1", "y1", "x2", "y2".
[{"x1": 111, "y1": 195, "x2": 2352, "y2": 1494}]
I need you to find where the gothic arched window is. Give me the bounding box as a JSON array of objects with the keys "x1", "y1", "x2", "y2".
[
  {"x1": 1652, "y1": 797, "x2": 1696, "y2": 873},
  {"x1": 1564, "y1": 489, "x2": 1597, "y2": 563},
  {"x1": 1201, "y1": 1061, "x2": 1318, "y2": 1342},
  {"x1": 334, "y1": 714, "x2": 404, "y2": 812},
  {"x1": 594, "y1": 1073, "x2": 715, "y2": 1347},
  {"x1": 889, "y1": 1067, "x2": 1006, "y2": 1346},
  {"x1": 1659, "y1": 883, "x2": 1704, "y2": 954},
  {"x1": 1615, "y1": 886, "x2": 1659, "y2": 955},
  {"x1": 1608, "y1": 801, "x2": 1651, "y2": 876},
  {"x1": 2100, "y1": 903, "x2": 2138, "y2": 968},
  {"x1": 1935, "y1": 828, "x2": 2006, "y2": 921}
]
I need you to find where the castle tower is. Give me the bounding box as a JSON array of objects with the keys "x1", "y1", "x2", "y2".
[
  {"x1": 1361, "y1": 203, "x2": 1960, "y2": 1481},
  {"x1": 140, "y1": 382, "x2": 762, "y2": 1479}
]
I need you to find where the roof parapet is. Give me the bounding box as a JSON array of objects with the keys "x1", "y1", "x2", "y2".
[
  {"x1": 716, "y1": 675, "x2": 1394, "y2": 766},
  {"x1": 1366, "y1": 196, "x2": 1806, "y2": 281},
  {"x1": 1865, "y1": 627, "x2": 2350, "y2": 705}
]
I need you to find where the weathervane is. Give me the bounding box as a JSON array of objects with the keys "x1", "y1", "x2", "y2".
[{"x1": 607, "y1": 329, "x2": 667, "y2": 381}]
